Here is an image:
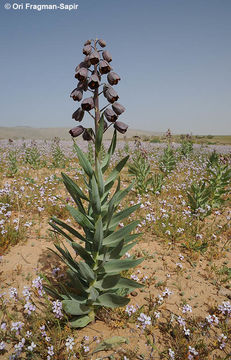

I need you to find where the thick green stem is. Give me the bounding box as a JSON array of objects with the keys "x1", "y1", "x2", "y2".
[{"x1": 93, "y1": 40, "x2": 101, "y2": 169}]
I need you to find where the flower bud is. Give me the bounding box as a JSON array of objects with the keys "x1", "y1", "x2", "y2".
[
  {"x1": 88, "y1": 74, "x2": 100, "y2": 89},
  {"x1": 82, "y1": 128, "x2": 94, "y2": 141},
  {"x1": 107, "y1": 72, "x2": 121, "y2": 85},
  {"x1": 102, "y1": 50, "x2": 112, "y2": 63},
  {"x1": 84, "y1": 40, "x2": 91, "y2": 46},
  {"x1": 99, "y1": 60, "x2": 111, "y2": 74},
  {"x1": 81, "y1": 97, "x2": 94, "y2": 111},
  {"x1": 69, "y1": 125, "x2": 84, "y2": 137},
  {"x1": 104, "y1": 108, "x2": 118, "y2": 122},
  {"x1": 112, "y1": 102, "x2": 125, "y2": 115},
  {"x1": 89, "y1": 50, "x2": 100, "y2": 65},
  {"x1": 98, "y1": 39, "x2": 106, "y2": 47},
  {"x1": 114, "y1": 121, "x2": 128, "y2": 134},
  {"x1": 70, "y1": 88, "x2": 83, "y2": 101},
  {"x1": 75, "y1": 67, "x2": 88, "y2": 81},
  {"x1": 83, "y1": 45, "x2": 92, "y2": 55},
  {"x1": 72, "y1": 108, "x2": 84, "y2": 122}
]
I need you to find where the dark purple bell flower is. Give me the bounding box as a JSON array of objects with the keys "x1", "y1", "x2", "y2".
[
  {"x1": 107, "y1": 72, "x2": 121, "y2": 85},
  {"x1": 81, "y1": 97, "x2": 94, "y2": 111},
  {"x1": 75, "y1": 67, "x2": 88, "y2": 81},
  {"x1": 89, "y1": 51, "x2": 100, "y2": 65},
  {"x1": 99, "y1": 60, "x2": 111, "y2": 74},
  {"x1": 88, "y1": 74, "x2": 100, "y2": 89},
  {"x1": 102, "y1": 50, "x2": 112, "y2": 63},
  {"x1": 114, "y1": 121, "x2": 128, "y2": 134},
  {"x1": 69, "y1": 125, "x2": 84, "y2": 137},
  {"x1": 104, "y1": 108, "x2": 118, "y2": 122},
  {"x1": 112, "y1": 102, "x2": 125, "y2": 115},
  {"x1": 70, "y1": 89, "x2": 83, "y2": 102},
  {"x1": 72, "y1": 108, "x2": 84, "y2": 122}
]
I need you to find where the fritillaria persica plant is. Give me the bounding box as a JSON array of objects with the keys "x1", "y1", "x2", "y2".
[{"x1": 48, "y1": 38, "x2": 143, "y2": 328}]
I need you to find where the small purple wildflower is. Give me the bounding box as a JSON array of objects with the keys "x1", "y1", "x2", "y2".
[
  {"x1": 65, "y1": 336, "x2": 75, "y2": 352},
  {"x1": 11, "y1": 321, "x2": 24, "y2": 335},
  {"x1": 52, "y1": 300, "x2": 63, "y2": 319},
  {"x1": 137, "y1": 313, "x2": 151, "y2": 329},
  {"x1": 0, "y1": 341, "x2": 6, "y2": 351},
  {"x1": 125, "y1": 304, "x2": 138, "y2": 316},
  {"x1": 182, "y1": 304, "x2": 192, "y2": 313}
]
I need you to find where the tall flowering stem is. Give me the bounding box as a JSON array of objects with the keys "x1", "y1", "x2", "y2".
[{"x1": 47, "y1": 38, "x2": 143, "y2": 328}]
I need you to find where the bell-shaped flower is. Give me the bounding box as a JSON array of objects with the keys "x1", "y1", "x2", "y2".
[
  {"x1": 69, "y1": 125, "x2": 84, "y2": 137},
  {"x1": 102, "y1": 50, "x2": 112, "y2": 63},
  {"x1": 114, "y1": 121, "x2": 128, "y2": 134},
  {"x1": 88, "y1": 74, "x2": 100, "y2": 89},
  {"x1": 99, "y1": 60, "x2": 111, "y2": 74},
  {"x1": 98, "y1": 39, "x2": 106, "y2": 47},
  {"x1": 104, "y1": 108, "x2": 118, "y2": 122},
  {"x1": 107, "y1": 72, "x2": 120, "y2": 85},
  {"x1": 84, "y1": 56, "x2": 92, "y2": 68},
  {"x1": 77, "y1": 79, "x2": 88, "y2": 92},
  {"x1": 82, "y1": 128, "x2": 94, "y2": 141},
  {"x1": 89, "y1": 51, "x2": 100, "y2": 65},
  {"x1": 112, "y1": 102, "x2": 125, "y2": 115},
  {"x1": 72, "y1": 108, "x2": 84, "y2": 122},
  {"x1": 103, "y1": 85, "x2": 119, "y2": 103},
  {"x1": 75, "y1": 67, "x2": 88, "y2": 81},
  {"x1": 81, "y1": 97, "x2": 94, "y2": 111},
  {"x1": 75, "y1": 61, "x2": 88, "y2": 72},
  {"x1": 83, "y1": 45, "x2": 92, "y2": 55},
  {"x1": 70, "y1": 88, "x2": 83, "y2": 102}
]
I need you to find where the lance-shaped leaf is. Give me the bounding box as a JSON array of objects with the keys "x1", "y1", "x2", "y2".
[
  {"x1": 93, "y1": 216, "x2": 103, "y2": 253},
  {"x1": 71, "y1": 242, "x2": 94, "y2": 266},
  {"x1": 119, "y1": 240, "x2": 138, "y2": 256},
  {"x1": 101, "y1": 130, "x2": 117, "y2": 173},
  {"x1": 50, "y1": 221, "x2": 75, "y2": 244},
  {"x1": 78, "y1": 261, "x2": 95, "y2": 282},
  {"x1": 70, "y1": 315, "x2": 92, "y2": 328},
  {"x1": 109, "y1": 240, "x2": 124, "y2": 259},
  {"x1": 67, "y1": 269, "x2": 88, "y2": 295},
  {"x1": 105, "y1": 155, "x2": 129, "y2": 188},
  {"x1": 109, "y1": 204, "x2": 140, "y2": 230},
  {"x1": 73, "y1": 142, "x2": 93, "y2": 177},
  {"x1": 62, "y1": 300, "x2": 90, "y2": 316},
  {"x1": 67, "y1": 205, "x2": 94, "y2": 231},
  {"x1": 43, "y1": 285, "x2": 63, "y2": 300},
  {"x1": 102, "y1": 258, "x2": 143, "y2": 273},
  {"x1": 53, "y1": 243, "x2": 78, "y2": 269},
  {"x1": 95, "y1": 114, "x2": 105, "y2": 156},
  {"x1": 95, "y1": 159, "x2": 104, "y2": 197},
  {"x1": 92, "y1": 336, "x2": 128, "y2": 354},
  {"x1": 50, "y1": 217, "x2": 86, "y2": 242},
  {"x1": 94, "y1": 275, "x2": 120, "y2": 290},
  {"x1": 96, "y1": 293, "x2": 130, "y2": 308},
  {"x1": 104, "y1": 182, "x2": 134, "y2": 221},
  {"x1": 88, "y1": 287, "x2": 99, "y2": 302},
  {"x1": 115, "y1": 277, "x2": 144, "y2": 292},
  {"x1": 89, "y1": 175, "x2": 101, "y2": 215},
  {"x1": 62, "y1": 172, "x2": 89, "y2": 202},
  {"x1": 103, "y1": 220, "x2": 140, "y2": 246}
]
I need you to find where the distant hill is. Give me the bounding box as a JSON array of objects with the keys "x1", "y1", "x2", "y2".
[{"x1": 0, "y1": 126, "x2": 162, "y2": 140}]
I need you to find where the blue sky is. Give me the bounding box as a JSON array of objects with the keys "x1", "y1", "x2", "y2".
[{"x1": 0, "y1": 0, "x2": 231, "y2": 134}]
